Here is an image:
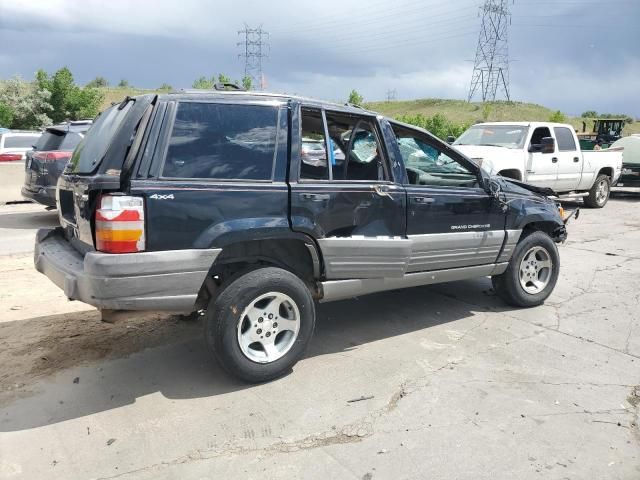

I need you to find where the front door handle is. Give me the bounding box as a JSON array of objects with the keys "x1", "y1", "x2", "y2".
[
  {"x1": 299, "y1": 193, "x2": 330, "y2": 202},
  {"x1": 552, "y1": 157, "x2": 558, "y2": 163},
  {"x1": 412, "y1": 196, "x2": 435, "y2": 204},
  {"x1": 573, "y1": 157, "x2": 580, "y2": 163},
  {"x1": 373, "y1": 185, "x2": 393, "y2": 198}
]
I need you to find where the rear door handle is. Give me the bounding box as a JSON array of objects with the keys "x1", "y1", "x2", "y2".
[
  {"x1": 412, "y1": 196, "x2": 435, "y2": 204},
  {"x1": 299, "y1": 193, "x2": 330, "y2": 202},
  {"x1": 573, "y1": 157, "x2": 580, "y2": 163},
  {"x1": 552, "y1": 157, "x2": 558, "y2": 163}
]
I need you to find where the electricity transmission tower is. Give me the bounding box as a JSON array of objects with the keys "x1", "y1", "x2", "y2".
[
  {"x1": 386, "y1": 89, "x2": 397, "y2": 102},
  {"x1": 238, "y1": 24, "x2": 269, "y2": 90},
  {"x1": 467, "y1": 0, "x2": 512, "y2": 102}
]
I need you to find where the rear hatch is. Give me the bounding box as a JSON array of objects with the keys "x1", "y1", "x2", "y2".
[
  {"x1": 57, "y1": 95, "x2": 155, "y2": 251},
  {"x1": 25, "y1": 128, "x2": 85, "y2": 189}
]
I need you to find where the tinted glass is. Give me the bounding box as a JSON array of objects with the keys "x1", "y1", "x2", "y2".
[
  {"x1": 69, "y1": 102, "x2": 133, "y2": 173},
  {"x1": 34, "y1": 131, "x2": 64, "y2": 151},
  {"x1": 325, "y1": 112, "x2": 385, "y2": 181},
  {"x1": 4, "y1": 135, "x2": 40, "y2": 149},
  {"x1": 300, "y1": 109, "x2": 329, "y2": 180},
  {"x1": 530, "y1": 127, "x2": 552, "y2": 146},
  {"x1": 554, "y1": 127, "x2": 577, "y2": 151},
  {"x1": 163, "y1": 102, "x2": 279, "y2": 180}
]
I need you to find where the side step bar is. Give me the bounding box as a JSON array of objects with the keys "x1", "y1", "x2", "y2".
[{"x1": 319, "y1": 263, "x2": 508, "y2": 303}]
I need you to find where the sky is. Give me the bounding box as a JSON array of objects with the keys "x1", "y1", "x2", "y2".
[{"x1": 1, "y1": 0, "x2": 639, "y2": 116}]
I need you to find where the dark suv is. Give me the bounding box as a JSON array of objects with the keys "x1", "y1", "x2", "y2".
[
  {"x1": 22, "y1": 120, "x2": 92, "y2": 207},
  {"x1": 34, "y1": 90, "x2": 569, "y2": 382}
]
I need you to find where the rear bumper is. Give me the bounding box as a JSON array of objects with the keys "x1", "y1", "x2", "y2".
[
  {"x1": 34, "y1": 228, "x2": 221, "y2": 312},
  {"x1": 21, "y1": 185, "x2": 56, "y2": 207}
]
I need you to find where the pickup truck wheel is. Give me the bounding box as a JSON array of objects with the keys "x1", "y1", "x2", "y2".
[
  {"x1": 584, "y1": 174, "x2": 610, "y2": 208},
  {"x1": 205, "y1": 267, "x2": 315, "y2": 383},
  {"x1": 492, "y1": 231, "x2": 560, "y2": 308}
]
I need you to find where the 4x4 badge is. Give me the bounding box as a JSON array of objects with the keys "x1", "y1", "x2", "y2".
[{"x1": 149, "y1": 194, "x2": 175, "y2": 200}]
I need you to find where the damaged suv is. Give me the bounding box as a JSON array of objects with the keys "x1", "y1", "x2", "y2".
[{"x1": 35, "y1": 89, "x2": 570, "y2": 382}]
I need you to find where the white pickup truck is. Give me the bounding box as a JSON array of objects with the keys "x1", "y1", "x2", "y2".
[{"x1": 453, "y1": 122, "x2": 623, "y2": 208}]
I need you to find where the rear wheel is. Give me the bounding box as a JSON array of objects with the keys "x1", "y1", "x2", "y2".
[
  {"x1": 492, "y1": 231, "x2": 560, "y2": 307},
  {"x1": 205, "y1": 267, "x2": 315, "y2": 383},
  {"x1": 584, "y1": 174, "x2": 610, "y2": 208}
]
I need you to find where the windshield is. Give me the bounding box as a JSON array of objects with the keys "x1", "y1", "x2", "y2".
[
  {"x1": 454, "y1": 125, "x2": 529, "y2": 149},
  {"x1": 68, "y1": 101, "x2": 132, "y2": 174}
]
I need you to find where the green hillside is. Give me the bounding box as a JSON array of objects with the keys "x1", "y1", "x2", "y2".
[
  {"x1": 366, "y1": 98, "x2": 640, "y2": 136},
  {"x1": 95, "y1": 89, "x2": 640, "y2": 136}
]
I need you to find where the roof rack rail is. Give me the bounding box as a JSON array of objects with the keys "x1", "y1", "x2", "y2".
[{"x1": 344, "y1": 102, "x2": 364, "y2": 110}]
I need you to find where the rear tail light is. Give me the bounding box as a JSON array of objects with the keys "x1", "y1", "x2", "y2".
[
  {"x1": 0, "y1": 153, "x2": 22, "y2": 162},
  {"x1": 33, "y1": 151, "x2": 72, "y2": 162},
  {"x1": 95, "y1": 195, "x2": 145, "y2": 253}
]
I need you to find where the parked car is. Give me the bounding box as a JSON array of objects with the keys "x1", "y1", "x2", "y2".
[
  {"x1": 0, "y1": 130, "x2": 41, "y2": 162},
  {"x1": 34, "y1": 91, "x2": 570, "y2": 382},
  {"x1": 22, "y1": 120, "x2": 92, "y2": 207},
  {"x1": 611, "y1": 135, "x2": 640, "y2": 187},
  {"x1": 453, "y1": 122, "x2": 623, "y2": 208}
]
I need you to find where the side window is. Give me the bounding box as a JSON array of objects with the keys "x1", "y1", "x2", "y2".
[
  {"x1": 325, "y1": 112, "x2": 386, "y2": 181},
  {"x1": 392, "y1": 124, "x2": 478, "y2": 188},
  {"x1": 529, "y1": 127, "x2": 552, "y2": 151},
  {"x1": 162, "y1": 102, "x2": 279, "y2": 180},
  {"x1": 300, "y1": 109, "x2": 329, "y2": 180},
  {"x1": 554, "y1": 127, "x2": 577, "y2": 151},
  {"x1": 4, "y1": 135, "x2": 40, "y2": 149}
]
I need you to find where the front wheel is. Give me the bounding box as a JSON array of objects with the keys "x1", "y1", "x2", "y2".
[
  {"x1": 492, "y1": 231, "x2": 560, "y2": 308},
  {"x1": 205, "y1": 267, "x2": 316, "y2": 383},
  {"x1": 584, "y1": 174, "x2": 610, "y2": 208}
]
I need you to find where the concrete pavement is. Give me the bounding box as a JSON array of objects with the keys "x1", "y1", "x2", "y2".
[{"x1": 0, "y1": 196, "x2": 639, "y2": 479}]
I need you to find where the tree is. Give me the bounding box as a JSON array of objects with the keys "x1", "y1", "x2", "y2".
[
  {"x1": 35, "y1": 67, "x2": 104, "y2": 123},
  {"x1": 241, "y1": 76, "x2": 252, "y2": 91},
  {"x1": 396, "y1": 113, "x2": 469, "y2": 141},
  {"x1": 348, "y1": 89, "x2": 363, "y2": 106},
  {"x1": 118, "y1": 79, "x2": 130, "y2": 88},
  {"x1": 549, "y1": 110, "x2": 567, "y2": 123},
  {"x1": 217, "y1": 73, "x2": 231, "y2": 84},
  {"x1": 87, "y1": 76, "x2": 108, "y2": 88},
  {"x1": 192, "y1": 76, "x2": 214, "y2": 89},
  {"x1": 158, "y1": 83, "x2": 173, "y2": 91},
  {"x1": 581, "y1": 110, "x2": 598, "y2": 118},
  {"x1": 0, "y1": 102, "x2": 14, "y2": 127},
  {"x1": 0, "y1": 75, "x2": 52, "y2": 129}
]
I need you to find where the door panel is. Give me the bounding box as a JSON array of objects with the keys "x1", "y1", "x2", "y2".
[
  {"x1": 406, "y1": 186, "x2": 506, "y2": 271},
  {"x1": 526, "y1": 127, "x2": 558, "y2": 189},
  {"x1": 290, "y1": 107, "x2": 407, "y2": 279},
  {"x1": 554, "y1": 126, "x2": 582, "y2": 191}
]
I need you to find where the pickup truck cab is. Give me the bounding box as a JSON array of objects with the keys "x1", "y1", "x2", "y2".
[
  {"x1": 35, "y1": 91, "x2": 569, "y2": 382},
  {"x1": 453, "y1": 122, "x2": 623, "y2": 208}
]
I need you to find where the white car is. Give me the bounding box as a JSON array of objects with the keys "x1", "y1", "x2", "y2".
[
  {"x1": 0, "y1": 130, "x2": 42, "y2": 162},
  {"x1": 453, "y1": 122, "x2": 623, "y2": 208}
]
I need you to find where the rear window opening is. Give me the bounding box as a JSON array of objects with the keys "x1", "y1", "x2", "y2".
[
  {"x1": 68, "y1": 101, "x2": 133, "y2": 174},
  {"x1": 34, "y1": 131, "x2": 83, "y2": 152}
]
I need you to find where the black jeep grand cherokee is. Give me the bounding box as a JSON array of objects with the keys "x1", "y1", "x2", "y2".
[{"x1": 35, "y1": 89, "x2": 568, "y2": 382}]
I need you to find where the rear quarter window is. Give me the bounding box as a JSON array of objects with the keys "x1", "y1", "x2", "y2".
[
  {"x1": 162, "y1": 102, "x2": 280, "y2": 180},
  {"x1": 554, "y1": 127, "x2": 577, "y2": 151},
  {"x1": 4, "y1": 135, "x2": 40, "y2": 149}
]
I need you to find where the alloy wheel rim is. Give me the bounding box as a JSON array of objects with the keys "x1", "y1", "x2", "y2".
[
  {"x1": 596, "y1": 180, "x2": 609, "y2": 205},
  {"x1": 237, "y1": 292, "x2": 300, "y2": 364},
  {"x1": 518, "y1": 246, "x2": 553, "y2": 295}
]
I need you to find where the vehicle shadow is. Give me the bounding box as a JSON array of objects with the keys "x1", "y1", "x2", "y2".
[
  {"x1": 0, "y1": 277, "x2": 509, "y2": 432},
  {"x1": 0, "y1": 208, "x2": 58, "y2": 230}
]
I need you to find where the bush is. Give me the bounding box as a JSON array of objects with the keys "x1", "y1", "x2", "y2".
[
  {"x1": 396, "y1": 113, "x2": 469, "y2": 141},
  {"x1": 348, "y1": 89, "x2": 363, "y2": 106},
  {"x1": 548, "y1": 110, "x2": 567, "y2": 123},
  {"x1": 87, "y1": 76, "x2": 108, "y2": 88},
  {"x1": 0, "y1": 102, "x2": 14, "y2": 127},
  {"x1": 0, "y1": 75, "x2": 52, "y2": 129}
]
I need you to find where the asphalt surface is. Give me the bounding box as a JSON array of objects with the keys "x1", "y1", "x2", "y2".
[{"x1": 0, "y1": 194, "x2": 640, "y2": 479}]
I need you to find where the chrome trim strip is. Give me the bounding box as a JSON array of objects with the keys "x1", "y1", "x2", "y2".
[{"x1": 320, "y1": 263, "x2": 509, "y2": 302}]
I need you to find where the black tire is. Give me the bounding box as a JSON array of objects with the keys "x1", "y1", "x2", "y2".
[
  {"x1": 584, "y1": 174, "x2": 610, "y2": 208},
  {"x1": 205, "y1": 267, "x2": 315, "y2": 383},
  {"x1": 492, "y1": 231, "x2": 560, "y2": 308}
]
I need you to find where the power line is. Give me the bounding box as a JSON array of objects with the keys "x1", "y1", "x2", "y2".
[
  {"x1": 238, "y1": 24, "x2": 269, "y2": 90},
  {"x1": 468, "y1": 0, "x2": 512, "y2": 103}
]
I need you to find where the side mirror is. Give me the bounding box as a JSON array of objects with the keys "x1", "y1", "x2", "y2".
[
  {"x1": 446, "y1": 135, "x2": 456, "y2": 144},
  {"x1": 541, "y1": 137, "x2": 555, "y2": 154}
]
